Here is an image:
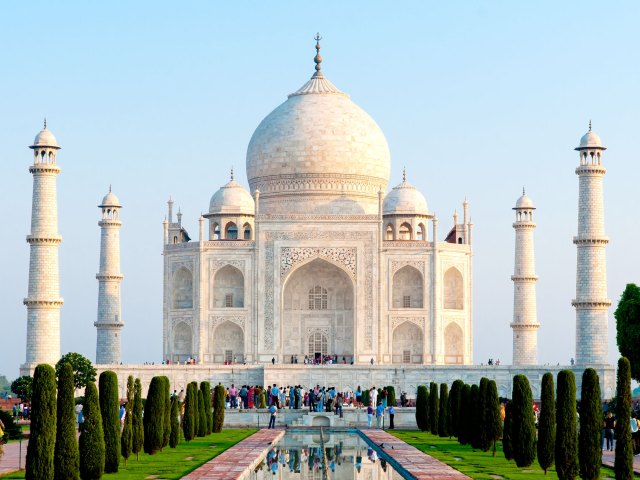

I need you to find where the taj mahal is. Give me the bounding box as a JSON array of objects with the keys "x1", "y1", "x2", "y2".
[{"x1": 19, "y1": 37, "x2": 616, "y2": 399}]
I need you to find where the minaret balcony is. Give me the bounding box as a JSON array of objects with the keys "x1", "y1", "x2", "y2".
[
  {"x1": 572, "y1": 299, "x2": 612, "y2": 308},
  {"x1": 572, "y1": 236, "x2": 609, "y2": 245},
  {"x1": 26, "y1": 235, "x2": 62, "y2": 245}
]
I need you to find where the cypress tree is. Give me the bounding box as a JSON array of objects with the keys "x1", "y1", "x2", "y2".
[
  {"x1": 200, "y1": 381, "x2": 213, "y2": 434},
  {"x1": 614, "y1": 357, "x2": 633, "y2": 480},
  {"x1": 614, "y1": 283, "x2": 640, "y2": 382},
  {"x1": 169, "y1": 396, "x2": 180, "y2": 448},
  {"x1": 555, "y1": 370, "x2": 578, "y2": 480},
  {"x1": 121, "y1": 376, "x2": 134, "y2": 465},
  {"x1": 458, "y1": 384, "x2": 471, "y2": 445},
  {"x1": 477, "y1": 378, "x2": 490, "y2": 451},
  {"x1": 449, "y1": 380, "x2": 463, "y2": 439},
  {"x1": 197, "y1": 389, "x2": 207, "y2": 437},
  {"x1": 182, "y1": 383, "x2": 196, "y2": 441},
  {"x1": 486, "y1": 380, "x2": 502, "y2": 456},
  {"x1": 415, "y1": 385, "x2": 429, "y2": 431},
  {"x1": 469, "y1": 383, "x2": 480, "y2": 448},
  {"x1": 362, "y1": 389, "x2": 370, "y2": 408},
  {"x1": 132, "y1": 378, "x2": 144, "y2": 460},
  {"x1": 537, "y1": 372, "x2": 556, "y2": 474},
  {"x1": 212, "y1": 384, "x2": 226, "y2": 433},
  {"x1": 191, "y1": 382, "x2": 200, "y2": 437},
  {"x1": 54, "y1": 362, "x2": 79, "y2": 480},
  {"x1": 511, "y1": 374, "x2": 536, "y2": 467},
  {"x1": 502, "y1": 400, "x2": 514, "y2": 461},
  {"x1": 429, "y1": 382, "x2": 439, "y2": 435},
  {"x1": 26, "y1": 364, "x2": 57, "y2": 480},
  {"x1": 99, "y1": 371, "x2": 120, "y2": 472},
  {"x1": 79, "y1": 382, "x2": 105, "y2": 480},
  {"x1": 143, "y1": 376, "x2": 165, "y2": 455},
  {"x1": 579, "y1": 368, "x2": 602, "y2": 480},
  {"x1": 438, "y1": 383, "x2": 449, "y2": 437},
  {"x1": 386, "y1": 386, "x2": 396, "y2": 407},
  {"x1": 161, "y1": 377, "x2": 171, "y2": 449}
]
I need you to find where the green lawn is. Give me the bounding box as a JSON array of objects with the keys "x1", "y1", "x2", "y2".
[
  {"x1": 1, "y1": 428, "x2": 256, "y2": 480},
  {"x1": 390, "y1": 430, "x2": 634, "y2": 480}
]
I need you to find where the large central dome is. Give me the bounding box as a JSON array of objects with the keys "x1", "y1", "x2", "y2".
[{"x1": 246, "y1": 41, "x2": 391, "y2": 215}]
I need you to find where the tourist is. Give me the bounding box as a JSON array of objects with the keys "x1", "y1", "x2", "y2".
[
  {"x1": 604, "y1": 411, "x2": 616, "y2": 451},
  {"x1": 289, "y1": 385, "x2": 294, "y2": 409},
  {"x1": 120, "y1": 403, "x2": 126, "y2": 428},
  {"x1": 376, "y1": 402, "x2": 384, "y2": 428},
  {"x1": 355, "y1": 386, "x2": 362, "y2": 408},
  {"x1": 389, "y1": 404, "x2": 395, "y2": 429},
  {"x1": 272, "y1": 357, "x2": 275, "y2": 365},
  {"x1": 370, "y1": 387, "x2": 378, "y2": 407},
  {"x1": 229, "y1": 384, "x2": 237, "y2": 409},
  {"x1": 631, "y1": 412, "x2": 639, "y2": 455},
  {"x1": 381, "y1": 387, "x2": 387, "y2": 408},
  {"x1": 367, "y1": 404, "x2": 374, "y2": 428},
  {"x1": 268, "y1": 402, "x2": 278, "y2": 429},
  {"x1": 239, "y1": 385, "x2": 248, "y2": 409},
  {"x1": 335, "y1": 393, "x2": 343, "y2": 418}
]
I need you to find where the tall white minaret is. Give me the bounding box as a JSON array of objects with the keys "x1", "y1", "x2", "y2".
[
  {"x1": 23, "y1": 120, "x2": 63, "y2": 368},
  {"x1": 95, "y1": 188, "x2": 124, "y2": 364},
  {"x1": 573, "y1": 123, "x2": 610, "y2": 365},
  {"x1": 511, "y1": 189, "x2": 539, "y2": 365}
]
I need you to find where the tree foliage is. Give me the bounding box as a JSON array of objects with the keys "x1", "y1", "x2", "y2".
[
  {"x1": 469, "y1": 383, "x2": 481, "y2": 449},
  {"x1": 579, "y1": 368, "x2": 602, "y2": 480},
  {"x1": 169, "y1": 396, "x2": 180, "y2": 448},
  {"x1": 555, "y1": 370, "x2": 578, "y2": 480},
  {"x1": 429, "y1": 382, "x2": 439, "y2": 435},
  {"x1": 197, "y1": 389, "x2": 207, "y2": 437},
  {"x1": 458, "y1": 384, "x2": 471, "y2": 446},
  {"x1": 10, "y1": 375, "x2": 33, "y2": 402},
  {"x1": 143, "y1": 376, "x2": 165, "y2": 455},
  {"x1": 161, "y1": 377, "x2": 171, "y2": 449},
  {"x1": 477, "y1": 378, "x2": 490, "y2": 451},
  {"x1": 99, "y1": 371, "x2": 120, "y2": 472},
  {"x1": 213, "y1": 384, "x2": 226, "y2": 433},
  {"x1": 415, "y1": 385, "x2": 429, "y2": 431},
  {"x1": 386, "y1": 386, "x2": 396, "y2": 407},
  {"x1": 200, "y1": 382, "x2": 213, "y2": 435},
  {"x1": 511, "y1": 374, "x2": 536, "y2": 467},
  {"x1": 438, "y1": 383, "x2": 449, "y2": 437},
  {"x1": 79, "y1": 382, "x2": 105, "y2": 480},
  {"x1": 537, "y1": 372, "x2": 556, "y2": 474},
  {"x1": 25, "y1": 364, "x2": 57, "y2": 480},
  {"x1": 486, "y1": 380, "x2": 502, "y2": 456},
  {"x1": 56, "y1": 352, "x2": 97, "y2": 390},
  {"x1": 502, "y1": 400, "x2": 514, "y2": 461},
  {"x1": 448, "y1": 380, "x2": 464, "y2": 439},
  {"x1": 615, "y1": 283, "x2": 640, "y2": 382},
  {"x1": 121, "y1": 376, "x2": 134, "y2": 465},
  {"x1": 182, "y1": 383, "x2": 196, "y2": 441},
  {"x1": 54, "y1": 363, "x2": 79, "y2": 480},
  {"x1": 614, "y1": 357, "x2": 634, "y2": 480},
  {"x1": 132, "y1": 378, "x2": 144, "y2": 460}
]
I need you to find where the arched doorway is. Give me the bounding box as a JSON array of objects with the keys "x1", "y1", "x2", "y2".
[
  {"x1": 172, "y1": 321, "x2": 192, "y2": 363},
  {"x1": 211, "y1": 321, "x2": 244, "y2": 364},
  {"x1": 392, "y1": 321, "x2": 423, "y2": 364},
  {"x1": 444, "y1": 322, "x2": 464, "y2": 364},
  {"x1": 392, "y1": 265, "x2": 424, "y2": 308},
  {"x1": 308, "y1": 330, "x2": 328, "y2": 362},
  {"x1": 282, "y1": 258, "x2": 354, "y2": 363},
  {"x1": 213, "y1": 265, "x2": 244, "y2": 308}
]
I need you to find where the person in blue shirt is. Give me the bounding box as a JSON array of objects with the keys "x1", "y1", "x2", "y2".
[
  {"x1": 388, "y1": 404, "x2": 395, "y2": 429},
  {"x1": 376, "y1": 402, "x2": 385, "y2": 428},
  {"x1": 268, "y1": 403, "x2": 278, "y2": 428}
]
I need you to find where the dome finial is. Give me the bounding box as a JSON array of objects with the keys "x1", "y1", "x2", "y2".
[
  {"x1": 313, "y1": 32, "x2": 323, "y2": 74},
  {"x1": 109, "y1": 184, "x2": 112, "y2": 193},
  {"x1": 402, "y1": 167, "x2": 406, "y2": 183},
  {"x1": 43, "y1": 117, "x2": 47, "y2": 130},
  {"x1": 523, "y1": 186, "x2": 525, "y2": 195},
  {"x1": 589, "y1": 119, "x2": 592, "y2": 132},
  {"x1": 230, "y1": 166, "x2": 234, "y2": 181}
]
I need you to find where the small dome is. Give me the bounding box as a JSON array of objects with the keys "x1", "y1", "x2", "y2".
[
  {"x1": 383, "y1": 178, "x2": 428, "y2": 216},
  {"x1": 209, "y1": 179, "x2": 255, "y2": 215},
  {"x1": 576, "y1": 125, "x2": 606, "y2": 151},
  {"x1": 100, "y1": 190, "x2": 121, "y2": 208},
  {"x1": 30, "y1": 124, "x2": 60, "y2": 149},
  {"x1": 515, "y1": 193, "x2": 535, "y2": 209}
]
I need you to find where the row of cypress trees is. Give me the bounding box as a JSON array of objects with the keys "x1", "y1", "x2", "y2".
[{"x1": 182, "y1": 381, "x2": 216, "y2": 441}]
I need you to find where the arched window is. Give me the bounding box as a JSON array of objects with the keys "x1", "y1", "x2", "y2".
[
  {"x1": 417, "y1": 223, "x2": 426, "y2": 241},
  {"x1": 173, "y1": 236, "x2": 178, "y2": 244},
  {"x1": 308, "y1": 285, "x2": 328, "y2": 310},
  {"x1": 385, "y1": 224, "x2": 394, "y2": 240},
  {"x1": 444, "y1": 267, "x2": 464, "y2": 309},
  {"x1": 399, "y1": 222, "x2": 412, "y2": 240},
  {"x1": 172, "y1": 267, "x2": 193, "y2": 309},
  {"x1": 308, "y1": 331, "x2": 328, "y2": 356},
  {"x1": 392, "y1": 266, "x2": 423, "y2": 308},
  {"x1": 243, "y1": 223, "x2": 252, "y2": 240},
  {"x1": 225, "y1": 222, "x2": 238, "y2": 240},
  {"x1": 213, "y1": 265, "x2": 244, "y2": 308},
  {"x1": 444, "y1": 322, "x2": 464, "y2": 364},
  {"x1": 211, "y1": 222, "x2": 220, "y2": 240}
]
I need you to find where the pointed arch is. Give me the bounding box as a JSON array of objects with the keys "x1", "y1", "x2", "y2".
[
  {"x1": 392, "y1": 265, "x2": 423, "y2": 308},
  {"x1": 417, "y1": 222, "x2": 426, "y2": 241},
  {"x1": 444, "y1": 322, "x2": 463, "y2": 364},
  {"x1": 213, "y1": 265, "x2": 244, "y2": 308},
  {"x1": 399, "y1": 222, "x2": 412, "y2": 240},
  {"x1": 225, "y1": 222, "x2": 238, "y2": 240},
  {"x1": 385, "y1": 224, "x2": 394, "y2": 240},
  {"x1": 172, "y1": 267, "x2": 193, "y2": 309},
  {"x1": 242, "y1": 222, "x2": 252, "y2": 240},
  {"x1": 211, "y1": 321, "x2": 244, "y2": 363},
  {"x1": 392, "y1": 321, "x2": 423, "y2": 363},
  {"x1": 443, "y1": 267, "x2": 464, "y2": 309},
  {"x1": 173, "y1": 321, "x2": 193, "y2": 358}
]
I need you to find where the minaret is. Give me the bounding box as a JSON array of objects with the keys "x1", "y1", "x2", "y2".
[
  {"x1": 24, "y1": 120, "x2": 63, "y2": 367},
  {"x1": 572, "y1": 123, "x2": 610, "y2": 365},
  {"x1": 511, "y1": 189, "x2": 539, "y2": 365},
  {"x1": 95, "y1": 187, "x2": 124, "y2": 364}
]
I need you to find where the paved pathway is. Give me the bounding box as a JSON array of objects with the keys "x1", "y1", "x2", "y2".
[
  {"x1": 0, "y1": 439, "x2": 28, "y2": 475},
  {"x1": 182, "y1": 428, "x2": 284, "y2": 480},
  {"x1": 360, "y1": 429, "x2": 471, "y2": 479},
  {"x1": 602, "y1": 447, "x2": 640, "y2": 474}
]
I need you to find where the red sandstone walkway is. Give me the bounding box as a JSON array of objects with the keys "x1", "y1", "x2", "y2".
[
  {"x1": 0, "y1": 439, "x2": 28, "y2": 475},
  {"x1": 602, "y1": 447, "x2": 640, "y2": 474},
  {"x1": 360, "y1": 429, "x2": 470, "y2": 479},
  {"x1": 182, "y1": 428, "x2": 284, "y2": 480}
]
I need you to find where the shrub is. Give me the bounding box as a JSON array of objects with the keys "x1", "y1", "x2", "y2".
[
  {"x1": 191, "y1": 382, "x2": 200, "y2": 437},
  {"x1": 614, "y1": 357, "x2": 634, "y2": 479},
  {"x1": 579, "y1": 368, "x2": 602, "y2": 480},
  {"x1": 197, "y1": 389, "x2": 207, "y2": 437},
  {"x1": 99, "y1": 371, "x2": 120, "y2": 472},
  {"x1": 486, "y1": 380, "x2": 502, "y2": 456},
  {"x1": 362, "y1": 388, "x2": 370, "y2": 408},
  {"x1": 429, "y1": 382, "x2": 439, "y2": 435},
  {"x1": 537, "y1": 372, "x2": 555, "y2": 474},
  {"x1": 0, "y1": 411, "x2": 20, "y2": 440},
  {"x1": 555, "y1": 370, "x2": 578, "y2": 480},
  {"x1": 511, "y1": 374, "x2": 536, "y2": 467},
  {"x1": 143, "y1": 376, "x2": 165, "y2": 455},
  {"x1": 502, "y1": 400, "x2": 513, "y2": 460},
  {"x1": 169, "y1": 396, "x2": 180, "y2": 448},
  {"x1": 469, "y1": 383, "x2": 480, "y2": 448},
  {"x1": 200, "y1": 381, "x2": 213, "y2": 434},
  {"x1": 79, "y1": 382, "x2": 105, "y2": 480},
  {"x1": 10, "y1": 375, "x2": 33, "y2": 403},
  {"x1": 121, "y1": 376, "x2": 134, "y2": 465},
  {"x1": 415, "y1": 385, "x2": 429, "y2": 431},
  {"x1": 132, "y1": 378, "x2": 144, "y2": 460},
  {"x1": 614, "y1": 284, "x2": 640, "y2": 382},
  {"x1": 477, "y1": 378, "x2": 490, "y2": 451},
  {"x1": 458, "y1": 384, "x2": 471, "y2": 445},
  {"x1": 182, "y1": 383, "x2": 196, "y2": 441},
  {"x1": 56, "y1": 352, "x2": 97, "y2": 390},
  {"x1": 54, "y1": 362, "x2": 79, "y2": 480},
  {"x1": 161, "y1": 377, "x2": 171, "y2": 449},
  {"x1": 213, "y1": 384, "x2": 226, "y2": 433},
  {"x1": 449, "y1": 380, "x2": 464, "y2": 439},
  {"x1": 25, "y1": 364, "x2": 57, "y2": 480},
  {"x1": 386, "y1": 386, "x2": 396, "y2": 407},
  {"x1": 438, "y1": 383, "x2": 449, "y2": 437}
]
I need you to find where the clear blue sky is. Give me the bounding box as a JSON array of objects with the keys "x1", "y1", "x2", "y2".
[{"x1": 1, "y1": 1, "x2": 638, "y2": 379}]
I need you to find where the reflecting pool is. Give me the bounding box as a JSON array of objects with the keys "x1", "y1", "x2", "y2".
[{"x1": 249, "y1": 429, "x2": 406, "y2": 479}]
